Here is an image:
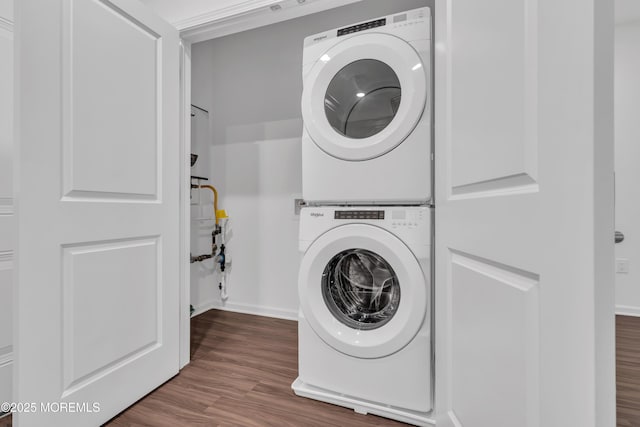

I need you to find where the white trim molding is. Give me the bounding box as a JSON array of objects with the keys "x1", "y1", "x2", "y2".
[
  {"x1": 616, "y1": 305, "x2": 640, "y2": 317},
  {"x1": 179, "y1": 0, "x2": 363, "y2": 43},
  {"x1": 174, "y1": 0, "x2": 281, "y2": 30},
  {"x1": 178, "y1": 40, "x2": 191, "y2": 370},
  {"x1": 193, "y1": 299, "x2": 298, "y2": 321}
]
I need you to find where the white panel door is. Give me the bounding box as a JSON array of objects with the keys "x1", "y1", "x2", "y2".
[
  {"x1": 434, "y1": 0, "x2": 615, "y2": 426},
  {"x1": 15, "y1": 0, "x2": 180, "y2": 425},
  {"x1": 0, "y1": 4, "x2": 13, "y2": 410}
]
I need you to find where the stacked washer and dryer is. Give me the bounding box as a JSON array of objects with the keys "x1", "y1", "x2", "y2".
[{"x1": 292, "y1": 7, "x2": 434, "y2": 426}]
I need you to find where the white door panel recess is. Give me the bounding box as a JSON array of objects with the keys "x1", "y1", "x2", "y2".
[
  {"x1": 434, "y1": 0, "x2": 615, "y2": 426},
  {"x1": 15, "y1": 0, "x2": 180, "y2": 425}
]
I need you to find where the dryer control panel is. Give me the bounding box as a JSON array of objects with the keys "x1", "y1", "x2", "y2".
[
  {"x1": 337, "y1": 18, "x2": 386, "y2": 37},
  {"x1": 335, "y1": 210, "x2": 384, "y2": 220},
  {"x1": 303, "y1": 6, "x2": 431, "y2": 48}
]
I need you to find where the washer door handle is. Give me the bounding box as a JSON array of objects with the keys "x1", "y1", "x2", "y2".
[{"x1": 615, "y1": 231, "x2": 625, "y2": 244}]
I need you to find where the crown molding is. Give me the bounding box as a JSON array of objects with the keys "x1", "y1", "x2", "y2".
[
  {"x1": 179, "y1": 0, "x2": 363, "y2": 44},
  {"x1": 174, "y1": 0, "x2": 281, "y2": 31}
]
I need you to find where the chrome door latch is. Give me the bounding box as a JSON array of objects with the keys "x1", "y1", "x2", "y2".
[{"x1": 615, "y1": 231, "x2": 625, "y2": 244}]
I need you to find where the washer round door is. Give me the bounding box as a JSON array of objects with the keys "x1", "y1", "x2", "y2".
[
  {"x1": 302, "y1": 33, "x2": 428, "y2": 161},
  {"x1": 299, "y1": 224, "x2": 428, "y2": 358}
]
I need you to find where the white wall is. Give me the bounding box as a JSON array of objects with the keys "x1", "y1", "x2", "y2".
[
  {"x1": 0, "y1": 0, "x2": 13, "y2": 408},
  {"x1": 617, "y1": 0, "x2": 640, "y2": 25},
  {"x1": 615, "y1": 20, "x2": 640, "y2": 316},
  {"x1": 191, "y1": 0, "x2": 431, "y2": 319}
]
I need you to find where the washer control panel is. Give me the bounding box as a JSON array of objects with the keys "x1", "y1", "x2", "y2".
[
  {"x1": 300, "y1": 206, "x2": 431, "y2": 250},
  {"x1": 389, "y1": 208, "x2": 428, "y2": 230}
]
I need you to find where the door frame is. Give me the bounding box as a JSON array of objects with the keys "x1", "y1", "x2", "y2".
[
  {"x1": 173, "y1": 0, "x2": 613, "y2": 424},
  {"x1": 175, "y1": 0, "x2": 367, "y2": 371},
  {"x1": 178, "y1": 40, "x2": 191, "y2": 369},
  {"x1": 6, "y1": 0, "x2": 613, "y2": 423}
]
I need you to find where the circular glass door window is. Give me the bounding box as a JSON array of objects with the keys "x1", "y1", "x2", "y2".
[
  {"x1": 324, "y1": 59, "x2": 401, "y2": 139},
  {"x1": 322, "y1": 248, "x2": 400, "y2": 330}
]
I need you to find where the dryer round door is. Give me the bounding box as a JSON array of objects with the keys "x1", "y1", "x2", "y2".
[
  {"x1": 302, "y1": 33, "x2": 428, "y2": 161},
  {"x1": 298, "y1": 224, "x2": 428, "y2": 358}
]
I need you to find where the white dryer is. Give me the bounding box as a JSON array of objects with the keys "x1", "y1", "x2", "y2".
[
  {"x1": 301, "y1": 8, "x2": 432, "y2": 205},
  {"x1": 292, "y1": 206, "x2": 432, "y2": 426}
]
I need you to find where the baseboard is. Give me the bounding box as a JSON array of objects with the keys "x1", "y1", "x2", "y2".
[
  {"x1": 433, "y1": 411, "x2": 463, "y2": 427},
  {"x1": 192, "y1": 299, "x2": 298, "y2": 321},
  {"x1": 616, "y1": 305, "x2": 640, "y2": 317},
  {"x1": 191, "y1": 300, "x2": 218, "y2": 318}
]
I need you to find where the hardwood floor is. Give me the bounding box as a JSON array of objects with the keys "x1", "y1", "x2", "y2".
[
  {"x1": 3, "y1": 313, "x2": 640, "y2": 426},
  {"x1": 106, "y1": 310, "x2": 407, "y2": 426},
  {"x1": 617, "y1": 315, "x2": 640, "y2": 426}
]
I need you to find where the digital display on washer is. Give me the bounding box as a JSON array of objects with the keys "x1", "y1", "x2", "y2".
[
  {"x1": 337, "y1": 18, "x2": 386, "y2": 37},
  {"x1": 335, "y1": 210, "x2": 385, "y2": 220}
]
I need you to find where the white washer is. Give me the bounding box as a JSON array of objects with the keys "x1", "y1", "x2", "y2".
[
  {"x1": 301, "y1": 7, "x2": 432, "y2": 205},
  {"x1": 292, "y1": 206, "x2": 432, "y2": 426}
]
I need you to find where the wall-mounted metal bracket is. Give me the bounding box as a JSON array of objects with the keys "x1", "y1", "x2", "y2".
[{"x1": 294, "y1": 198, "x2": 307, "y2": 215}]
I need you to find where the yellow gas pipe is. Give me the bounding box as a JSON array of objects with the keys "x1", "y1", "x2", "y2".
[{"x1": 199, "y1": 185, "x2": 228, "y2": 225}]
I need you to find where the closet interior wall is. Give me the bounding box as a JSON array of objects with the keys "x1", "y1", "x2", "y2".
[{"x1": 190, "y1": 0, "x2": 430, "y2": 318}]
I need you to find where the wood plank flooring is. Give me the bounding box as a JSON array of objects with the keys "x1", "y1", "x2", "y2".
[
  {"x1": 617, "y1": 315, "x2": 640, "y2": 426},
  {"x1": 3, "y1": 313, "x2": 640, "y2": 426},
  {"x1": 106, "y1": 310, "x2": 406, "y2": 426}
]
